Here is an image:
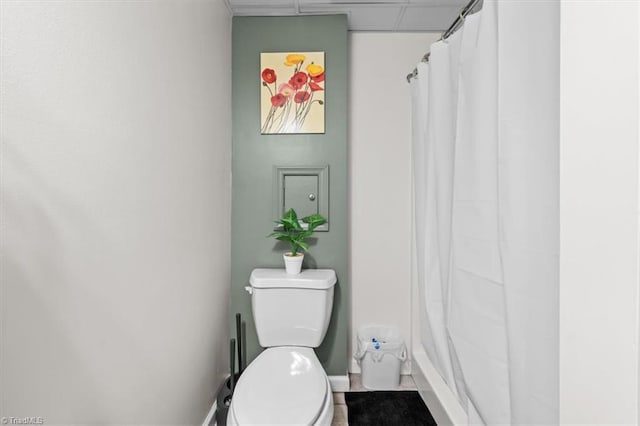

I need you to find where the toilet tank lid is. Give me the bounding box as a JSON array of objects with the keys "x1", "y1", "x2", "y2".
[{"x1": 250, "y1": 268, "x2": 337, "y2": 289}]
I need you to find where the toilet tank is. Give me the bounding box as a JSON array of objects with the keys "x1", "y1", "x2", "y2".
[{"x1": 248, "y1": 268, "x2": 336, "y2": 348}]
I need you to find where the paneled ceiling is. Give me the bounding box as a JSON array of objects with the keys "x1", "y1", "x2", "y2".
[{"x1": 224, "y1": 0, "x2": 468, "y2": 32}]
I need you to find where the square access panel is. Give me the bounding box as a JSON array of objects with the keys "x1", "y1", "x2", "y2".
[{"x1": 273, "y1": 165, "x2": 329, "y2": 231}]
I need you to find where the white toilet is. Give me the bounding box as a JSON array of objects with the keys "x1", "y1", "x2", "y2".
[{"x1": 227, "y1": 268, "x2": 337, "y2": 426}]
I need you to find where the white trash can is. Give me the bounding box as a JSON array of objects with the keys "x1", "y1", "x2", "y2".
[{"x1": 354, "y1": 325, "x2": 407, "y2": 390}]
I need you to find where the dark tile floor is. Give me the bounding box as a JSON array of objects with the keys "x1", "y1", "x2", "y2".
[{"x1": 331, "y1": 374, "x2": 417, "y2": 426}]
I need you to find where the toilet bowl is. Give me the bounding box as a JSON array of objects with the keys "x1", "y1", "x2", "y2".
[
  {"x1": 227, "y1": 268, "x2": 337, "y2": 426},
  {"x1": 227, "y1": 347, "x2": 333, "y2": 426}
]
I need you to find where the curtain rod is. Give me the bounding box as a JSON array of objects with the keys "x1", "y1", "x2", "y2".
[{"x1": 406, "y1": 0, "x2": 482, "y2": 83}]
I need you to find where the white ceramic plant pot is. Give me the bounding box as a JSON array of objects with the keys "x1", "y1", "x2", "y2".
[{"x1": 283, "y1": 253, "x2": 304, "y2": 275}]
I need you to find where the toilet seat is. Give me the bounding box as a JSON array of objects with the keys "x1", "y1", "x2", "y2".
[{"x1": 230, "y1": 347, "x2": 329, "y2": 425}]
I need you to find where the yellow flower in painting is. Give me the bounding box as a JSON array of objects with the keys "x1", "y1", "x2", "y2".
[
  {"x1": 306, "y1": 63, "x2": 324, "y2": 78},
  {"x1": 284, "y1": 54, "x2": 306, "y2": 66}
]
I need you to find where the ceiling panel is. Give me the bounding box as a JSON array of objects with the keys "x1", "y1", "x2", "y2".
[
  {"x1": 230, "y1": 7, "x2": 299, "y2": 16},
  {"x1": 407, "y1": 0, "x2": 464, "y2": 4},
  {"x1": 226, "y1": 0, "x2": 469, "y2": 31},
  {"x1": 229, "y1": 0, "x2": 295, "y2": 6},
  {"x1": 396, "y1": 5, "x2": 460, "y2": 31},
  {"x1": 299, "y1": 0, "x2": 405, "y2": 4},
  {"x1": 298, "y1": 4, "x2": 405, "y2": 31},
  {"x1": 347, "y1": 6, "x2": 406, "y2": 31},
  {"x1": 228, "y1": 2, "x2": 298, "y2": 16}
]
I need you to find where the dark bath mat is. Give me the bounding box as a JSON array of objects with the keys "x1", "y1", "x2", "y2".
[{"x1": 345, "y1": 391, "x2": 437, "y2": 426}]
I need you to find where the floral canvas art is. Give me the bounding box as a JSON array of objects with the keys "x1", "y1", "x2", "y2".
[{"x1": 260, "y1": 52, "x2": 325, "y2": 134}]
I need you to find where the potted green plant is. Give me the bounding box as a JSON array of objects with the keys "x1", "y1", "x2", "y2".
[{"x1": 269, "y1": 208, "x2": 327, "y2": 274}]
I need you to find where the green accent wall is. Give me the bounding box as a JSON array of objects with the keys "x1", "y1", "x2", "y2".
[{"x1": 231, "y1": 15, "x2": 348, "y2": 375}]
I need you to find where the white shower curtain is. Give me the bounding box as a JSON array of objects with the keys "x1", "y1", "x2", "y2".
[{"x1": 411, "y1": 1, "x2": 559, "y2": 424}]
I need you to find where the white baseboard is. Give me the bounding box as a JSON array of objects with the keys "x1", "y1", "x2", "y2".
[
  {"x1": 350, "y1": 358, "x2": 412, "y2": 375},
  {"x1": 202, "y1": 399, "x2": 217, "y2": 426},
  {"x1": 328, "y1": 374, "x2": 350, "y2": 392}
]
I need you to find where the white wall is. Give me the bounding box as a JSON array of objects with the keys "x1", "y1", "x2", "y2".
[
  {"x1": 559, "y1": 1, "x2": 640, "y2": 424},
  {"x1": 0, "y1": 1, "x2": 232, "y2": 424},
  {"x1": 349, "y1": 32, "x2": 440, "y2": 374}
]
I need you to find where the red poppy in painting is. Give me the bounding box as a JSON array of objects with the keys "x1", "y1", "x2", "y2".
[
  {"x1": 289, "y1": 72, "x2": 308, "y2": 89},
  {"x1": 309, "y1": 82, "x2": 324, "y2": 92},
  {"x1": 271, "y1": 94, "x2": 286, "y2": 107},
  {"x1": 262, "y1": 68, "x2": 276, "y2": 84},
  {"x1": 294, "y1": 91, "x2": 311, "y2": 104},
  {"x1": 310, "y1": 72, "x2": 324, "y2": 83}
]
